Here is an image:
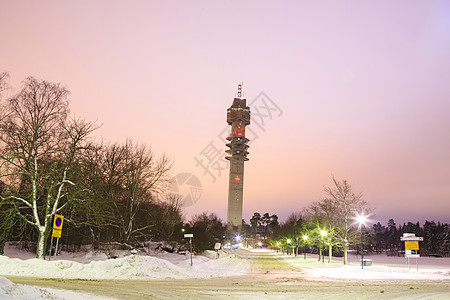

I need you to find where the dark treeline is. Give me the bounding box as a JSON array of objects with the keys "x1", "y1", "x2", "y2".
[{"x1": 370, "y1": 219, "x2": 450, "y2": 257}]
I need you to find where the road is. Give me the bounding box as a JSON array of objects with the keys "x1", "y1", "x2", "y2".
[{"x1": 7, "y1": 250, "x2": 450, "y2": 299}]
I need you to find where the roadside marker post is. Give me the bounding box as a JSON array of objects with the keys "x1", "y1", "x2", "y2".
[{"x1": 184, "y1": 233, "x2": 194, "y2": 266}]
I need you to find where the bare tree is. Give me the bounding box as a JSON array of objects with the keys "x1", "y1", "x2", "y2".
[
  {"x1": 0, "y1": 72, "x2": 9, "y2": 98},
  {"x1": 0, "y1": 77, "x2": 97, "y2": 259},
  {"x1": 305, "y1": 175, "x2": 370, "y2": 264},
  {"x1": 86, "y1": 140, "x2": 172, "y2": 246}
]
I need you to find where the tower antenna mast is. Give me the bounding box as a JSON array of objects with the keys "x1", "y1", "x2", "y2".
[{"x1": 237, "y1": 82, "x2": 243, "y2": 98}]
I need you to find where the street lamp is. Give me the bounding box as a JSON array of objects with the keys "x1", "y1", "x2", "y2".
[
  {"x1": 235, "y1": 234, "x2": 242, "y2": 242},
  {"x1": 286, "y1": 239, "x2": 291, "y2": 255},
  {"x1": 303, "y1": 235, "x2": 308, "y2": 260},
  {"x1": 320, "y1": 230, "x2": 327, "y2": 263},
  {"x1": 357, "y1": 215, "x2": 367, "y2": 269}
]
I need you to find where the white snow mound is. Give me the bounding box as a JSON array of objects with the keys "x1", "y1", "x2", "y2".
[{"x1": 0, "y1": 252, "x2": 249, "y2": 280}]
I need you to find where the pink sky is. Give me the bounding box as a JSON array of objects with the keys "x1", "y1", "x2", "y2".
[{"x1": 1, "y1": 1, "x2": 449, "y2": 225}]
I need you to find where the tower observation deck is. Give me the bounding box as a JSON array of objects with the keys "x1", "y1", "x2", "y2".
[{"x1": 226, "y1": 83, "x2": 251, "y2": 232}]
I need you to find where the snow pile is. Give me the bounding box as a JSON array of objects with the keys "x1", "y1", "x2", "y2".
[
  {"x1": 0, "y1": 276, "x2": 60, "y2": 299},
  {"x1": 0, "y1": 251, "x2": 249, "y2": 280},
  {"x1": 0, "y1": 249, "x2": 250, "y2": 299}
]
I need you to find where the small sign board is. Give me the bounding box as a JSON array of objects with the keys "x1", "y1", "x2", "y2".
[
  {"x1": 214, "y1": 243, "x2": 221, "y2": 250},
  {"x1": 400, "y1": 233, "x2": 422, "y2": 259},
  {"x1": 400, "y1": 237, "x2": 423, "y2": 241},
  {"x1": 405, "y1": 253, "x2": 420, "y2": 258},
  {"x1": 52, "y1": 214, "x2": 64, "y2": 238},
  {"x1": 184, "y1": 233, "x2": 193, "y2": 238},
  {"x1": 53, "y1": 214, "x2": 64, "y2": 230},
  {"x1": 52, "y1": 229, "x2": 62, "y2": 238},
  {"x1": 405, "y1": 241, "x2": 419, "y2": 250}
]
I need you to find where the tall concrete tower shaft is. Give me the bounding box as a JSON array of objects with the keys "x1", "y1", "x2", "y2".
[{"x1": 226, "y1": 84, "x2": 250, "y2": 232}]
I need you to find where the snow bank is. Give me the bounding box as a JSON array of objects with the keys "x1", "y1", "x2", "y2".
[
  {"x1": 0, "y1": 275, "x2": 112, "y2": 299},
  {"x1": 0, "y1": 275, "x2": 60, "y2": 299},
  {"x1": 0, "y1": 250, "x2": 250, "y2": 299},
  {"x1": 0, "y1": 251, "x2": 249, "y2": 280}
]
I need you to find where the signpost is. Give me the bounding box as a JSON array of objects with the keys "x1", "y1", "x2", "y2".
[
  {"x1": 184, "y1": 233, "x2": 193, "y2": 266},
  {"x1": 400, "y1": 233, "x2": 423, "y2": 270},
  {"x1": 48, "y1": 214, "x2": 64, "y2": 260},
  {"x1": 214, "y1": 242, "x2": 221, "y2": 258}
]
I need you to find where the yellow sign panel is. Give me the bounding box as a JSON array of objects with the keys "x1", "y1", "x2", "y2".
[
  {"x1": 52, "y1": 228, "x2": 62, "y2": 238},
  {"x1": 53, "y1": 214, "x2": 64, "y2": 230},
  {"x1": 405, "y1": 241, "x2": 419, "y2": 250}
]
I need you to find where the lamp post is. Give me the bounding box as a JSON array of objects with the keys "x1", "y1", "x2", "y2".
[
  {"x1": 320, "y1": 230, "x2": 327, "y2": 263},
  {"x1": 357, "y1": 215, "x2": 367, "y2": 269},
  {"x1": 287, "y1": 239, "x2": 291, "y2": 255},
  {"x1": 303, "y1": 235, "x2": 308, "y2": 260}
]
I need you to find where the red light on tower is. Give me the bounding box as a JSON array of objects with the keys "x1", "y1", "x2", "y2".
[{"x1": 234, "y1": 176, "x2": 240, "y2": 182}]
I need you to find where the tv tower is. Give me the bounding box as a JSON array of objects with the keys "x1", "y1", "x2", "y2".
[{"x1": 226, "y1": 83, "x2": 251, "y2": 232}]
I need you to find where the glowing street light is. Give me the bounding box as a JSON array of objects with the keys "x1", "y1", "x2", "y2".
[
  {"x1": 320, "y1": 230, "x2": 327, "y2": 263},
  {"x1": 276, "y1": 241, "x2": 281, "y2": 253},
  {"x1": 303, "y1": 235, "x2": 308, "y2": 260},
  {"x1": 235, "y1": 234, "x2": 242, "y2": 242},
  {"x1": 357, "y1": 215, "x2": 367, "y2": 269},
  {"x1": 286, "y1": 239, "x2": 292, "y2": 255}
]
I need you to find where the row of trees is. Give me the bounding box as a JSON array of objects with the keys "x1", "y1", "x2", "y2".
[
  {"x1": 271, "y1": 217, "x2": 450, "y2": 259},
  {"x1": 0, "y1": 74, "x2": 184, "y2": 258},
  {"x1": 264, "y1": 176, "x2": 369, "y2": 264}
]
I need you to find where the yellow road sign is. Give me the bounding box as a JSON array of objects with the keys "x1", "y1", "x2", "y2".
[
  {"x1": 52, "y1": 214, "x2": 64, "y2": 238},
  {"x1": 53, "y1": 214, "x2": 64, "y2": 230},
  {"x1": 52, "y1": 228, "x2": 62, "y2": 238},
  {"x1": 405, "y1": 241, "x2": 419, "y2": 250}
]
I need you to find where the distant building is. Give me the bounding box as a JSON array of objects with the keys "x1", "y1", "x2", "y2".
[{"x1": 226, "y1": 83, "x2": 250, "y2": 233}]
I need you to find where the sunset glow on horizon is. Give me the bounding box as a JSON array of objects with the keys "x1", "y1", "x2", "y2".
[{"x1": 1, "y1": 1, "x2": 449, "y2": 225}]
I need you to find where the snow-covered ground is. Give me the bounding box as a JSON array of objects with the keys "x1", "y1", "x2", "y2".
[
  {"x1": 279, "y1": 252, "x2": 450, "y2": 280},
  {"x1": 1, "y1": 244, "x2": 449, "y2": 299}
]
